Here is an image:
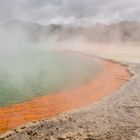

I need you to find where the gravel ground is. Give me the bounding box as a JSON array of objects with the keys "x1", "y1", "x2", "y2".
[{"x1": 1, "y1": 62, "x2": 140, "y2": 140}]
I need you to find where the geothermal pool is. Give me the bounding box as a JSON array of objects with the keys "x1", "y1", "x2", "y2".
[{"x1": 0, "y1": 50, "x2": 101, "y2": 107}]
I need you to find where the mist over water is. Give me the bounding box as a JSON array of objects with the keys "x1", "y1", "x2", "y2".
[{"x1": 0, "y1": 28, "x2": 101, "y2": 107}]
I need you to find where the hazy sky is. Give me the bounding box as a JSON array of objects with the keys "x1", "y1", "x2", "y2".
[{"x1": 0, "y1": 0, "x2": 140, "y2": 24}]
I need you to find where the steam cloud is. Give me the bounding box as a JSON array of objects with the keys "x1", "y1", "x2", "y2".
[{"x1": 0, "y1": 0, "x2": 140, "y2": 25}]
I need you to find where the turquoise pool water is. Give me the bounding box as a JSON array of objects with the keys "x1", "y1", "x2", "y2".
[{"x1": 0, "y1": 49, "x2": 101, "y2": 107}]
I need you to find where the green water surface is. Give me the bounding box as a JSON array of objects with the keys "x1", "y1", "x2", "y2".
[{"x1": 0, "y1": 49, "x2": 101, "y2": 107}]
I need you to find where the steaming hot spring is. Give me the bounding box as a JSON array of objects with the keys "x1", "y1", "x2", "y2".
[
  {"x1": 0, "y1": 47, "x2": 101, "y2": 107},
  {"x1": 0, "y1": 27, "x2": 130, "y2": 133}
]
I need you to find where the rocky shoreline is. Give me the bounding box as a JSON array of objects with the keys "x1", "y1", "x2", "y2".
[{"x1": 1, "y1": 61, "x2": 140, "y2": 140}]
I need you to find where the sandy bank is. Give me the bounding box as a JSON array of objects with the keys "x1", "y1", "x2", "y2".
[
  {"x1": 0, "y1": 53, "x2": 131, "y2": 139},
  {"x1": 58, "y1": 42, "x2": 140, "y2": 64}
]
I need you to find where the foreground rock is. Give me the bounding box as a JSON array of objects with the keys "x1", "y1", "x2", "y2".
[{"x1": 1, "y1": 62, "x2": 140, "y2": 140}]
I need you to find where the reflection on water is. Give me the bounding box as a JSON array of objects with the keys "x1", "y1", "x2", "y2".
[{"x1": 0, "y1": 48, "x2": 101, "y2": 107}]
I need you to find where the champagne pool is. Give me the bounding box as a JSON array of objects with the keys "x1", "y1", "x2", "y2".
[{"x1": 0, "y1": 47, "x2": 102, "y2": 107}]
